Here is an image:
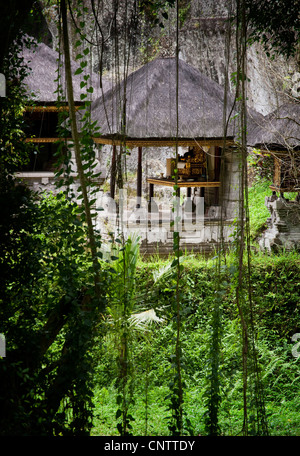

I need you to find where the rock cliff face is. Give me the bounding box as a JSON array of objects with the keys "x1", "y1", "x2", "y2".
[
  {"x1": 38, "y1": 0, "x2": 298, "y2": 116},
  {"x1": 35, "y1": 0, "x2": 299, "y2": 195}
]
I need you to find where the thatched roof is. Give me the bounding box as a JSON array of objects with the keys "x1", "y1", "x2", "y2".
[
  {"x1": 22, "y1": 41, "x2": 111, "y2": 103},
  {"x1": 247, "y1": 101, "x2": 300, "y2": 150},
  {"x1": 85, "y1": 57, "x2": 262, "y2": 144}
]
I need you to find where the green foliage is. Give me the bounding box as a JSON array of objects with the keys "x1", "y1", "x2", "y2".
[
  {"x1": 0, "y1": 0, "x2": 37, "y2": 69},
  {"x1": 0, "y1": 36, "x2": 36, "y2": 174},
  {"x1": 1, "y1": 0, "x2": 107, "y2": 436},
  {"x1": 106, "y1": 236, "x2": 140, "y2": 435},
  {"x1": 247, "y1": 178, "x2": 271, "y2": 239},
  {"x1": 103, "y1": 237, "x2": 180, "y2": 435},
  {"x1": 202, "y1": 272, "x2": 225, "y2": 436},
  {"x1": 91, "y1": 252, "x2": 300, "y2": 436},
  {"x1": 0, "y1": 188, "x2": 106, "y2": 435},
  {"x1": 245, "y1": 0, "x2": 300, "y2": 58},
  {"x1": 139, "y1": 0, "x2": 176, "y2": 28}
]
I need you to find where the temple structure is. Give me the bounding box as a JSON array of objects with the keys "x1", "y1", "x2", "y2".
[
  {"x1": 15, "y1": 41, "x2": 109, "y2": 194},
  {"x1": 18, "y1": 43, "x2": 265, "y2": 254},
  {"x1": 248, "y1": 101, "x2": 300, "y2": 251},
  {"x1": 82, "y1": 56, "x2": 262, "y2": 253}
]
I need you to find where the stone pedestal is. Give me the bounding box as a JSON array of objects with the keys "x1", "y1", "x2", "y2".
[{"x1": 259, "y1": 196, "x2": 300, "y2": 251}]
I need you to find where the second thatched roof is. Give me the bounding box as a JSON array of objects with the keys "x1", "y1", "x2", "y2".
[
  {"x1": 22, "y1": 40, "x2": 111, "y2": 103},
  {"x1": 87, "y1": 57, "x2": 262, "y2": 144},
  {"x1": 247, "y1": 101, "x2": 300, "y2": 150}
]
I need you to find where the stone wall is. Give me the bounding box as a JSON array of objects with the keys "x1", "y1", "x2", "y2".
[{"x1": 259, "y1": 195, "x2": 300, "y2": 251}]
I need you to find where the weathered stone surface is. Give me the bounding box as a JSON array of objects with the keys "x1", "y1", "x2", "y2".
[
  {"x1": 38, "y1": 0, "x2": 297, "y2": 116},
  {"x1": 259, "y1": 196, "x2": 300, "y2": 251}
]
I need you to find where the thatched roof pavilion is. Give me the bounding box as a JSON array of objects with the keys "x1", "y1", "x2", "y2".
[
  {"x1": 88, "y1": 57, "x2": 262, "y2": 148},
  {"x1": 247, "y1": 101, "x2": 300, "y2": 151},
  {"x1": 248, "y1": 101, "x2": 300, "y2": 194},
  {"x1": 248, "y1": 102, "x2": 300, "y2": 251},
  {"x1": 21, "y1": 40, "x2": 112, "y2": 162},
  {"x1": 22, "y1": 41, "x2": 111, "y2": 104},
  {"x1": 19, "y1": 41, "x2": 111, "y2": 178},
  {"x1": 81, "y1": 56, "x2": 263, "y2": 201}
]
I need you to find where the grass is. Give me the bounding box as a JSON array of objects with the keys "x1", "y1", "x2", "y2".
[
  {"x1": 266, "y1": 399, "x2": 300, "y2": 436},
  {"x1": 247, "y1": 178, "x2": 271, "y2": 239},
  {"x1": 91, "y1": 385, "x2": 172, "y2": 436},
  {"x1": 91, "y1": 378, "x2": 300, "y2": 436}
]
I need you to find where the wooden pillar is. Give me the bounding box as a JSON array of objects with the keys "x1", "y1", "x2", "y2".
[
  {"x1": 214, "y1": 146, "x2": 221, "y2": 204},
  {"x1": 110, "y1": 145, "x2": 116, "y2": 199},
  {"x1": 149, "y1": 182, "x2": 154, "y2": 200},
  {"x1": 137, "y1": 146, "x2": 142, "y2": 207},
  {"x1": 148, "y1": 182, "x2": 154, "y2": 213}
]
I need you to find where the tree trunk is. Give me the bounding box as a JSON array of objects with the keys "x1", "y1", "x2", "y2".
[{"x1": 60, "y1": 0, "x2": 101, "y2": 300}]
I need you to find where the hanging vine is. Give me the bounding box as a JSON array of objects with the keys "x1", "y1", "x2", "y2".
[
  {"x1": 60, "y1": 0, "x2": 102, "y2": 300},
  {"x1": 54, "y1": 0, "x2": 269, "y2": 437},
  {"x1": 164, "y1": 0, "x2": 184, "y2": 436},
  {"x1": 232, "y1": 0, "x2": 268, "y2": 436}
]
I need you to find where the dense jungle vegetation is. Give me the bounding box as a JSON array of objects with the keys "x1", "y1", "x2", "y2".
[
  {"x1": 1, "y1": 179, "x2": 300, "y2": 436},
  {"x1": 1, "y1": 0, "x2": 300, "y2": 438},
  {"x1": 91, "y1": 246, "x2": 300, "y2": 436}
]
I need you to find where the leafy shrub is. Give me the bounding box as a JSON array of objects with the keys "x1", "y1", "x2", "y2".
[
  {"x1": 0, "y1": 187, "x2": 106, "y2": 435},
  {"x1": 92, "y1": 252, "x2": 300, "y2": 436}
]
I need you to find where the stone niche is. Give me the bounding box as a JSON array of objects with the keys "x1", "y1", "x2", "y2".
[{"x1": 259, "y1": 195, "x2": 300, "y2": 252}]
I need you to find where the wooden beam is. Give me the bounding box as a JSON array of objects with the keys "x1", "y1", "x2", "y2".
[
  {"x1": 146, "y1": 177, "x2": 220, "y2": 188},
  {"x1": 25, "y1": 137, "x2": 64, "y2": 143},
  {"x1": 24, "y1": 105, "x2": 82, "y2": 112},
  {"x1": 92, "y1": 137, "x2": 234, "y2": 148}
]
